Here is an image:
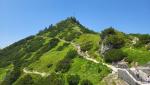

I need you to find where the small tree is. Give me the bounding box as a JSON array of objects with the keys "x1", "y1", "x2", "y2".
[
  {"x1": 80, "y1": 41, "x2": 93, "y2": 52},
  {"x1": 100, "y1": 27, "x2": 116, "y2": 40},
  {"x1": 67, "y1": 75, "x2": 80, "y2": 85},
  {"x1": 55, "y1": 58, "x2": 71, "y2": 73},
  {"x1": 104, "y1": 49, "x2": 127, "y2": 62},
  {"x1": 81, "y1": 79, "x2": 93, "y2": 85},
  {"x1": 104, "y1": 35, "x2": 125, "y2": 49},
  {"x1": 13, "y1": 74, "x2": 34, "y2": 85},
  {"x1": 55, "y1": 50, "x2": 77, "y2": 73}
]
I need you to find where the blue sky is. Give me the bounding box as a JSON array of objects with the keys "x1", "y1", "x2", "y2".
[{"x1": 0, "y1": 0, "x2": 150, "y2": 48}]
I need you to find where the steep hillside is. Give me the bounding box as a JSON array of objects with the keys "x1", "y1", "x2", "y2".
[
  {"x1": 0, "y1": 17, "x2": 110, "y2": 85},
  {"x1": 1, "y1": 17, "x2": 150, "y2": 85}
]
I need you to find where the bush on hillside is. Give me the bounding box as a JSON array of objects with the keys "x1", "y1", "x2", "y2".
[
  {"x1": 22, "y1": 53, "x2": 32, "y2": 60},
  {"x1": 104, "y1": 49, "x2": 127, "y2": 62},
  {"x1": 98, "y1": 64, "x2": 111, "y2": 80},
  {"x1": 80, "y1": 41, "x2": 93, "y2": 52},
  {"x1": 0, "y1": 35, "x2": 35, "y2": 68},
  {"x1": 3, "y1": 35, "x2": 35, "y2": 51},
  {"x1": 124, "y1": 57, "x2": 133, "y2": 64},
  {"x1": 100, "y1": 27, "x2": 116, "y2": 40},
  {"x1": 65, "y1": 50, "x2": 77, "y2": 59},
  {"x1": 55, "y1": 58, "x2": 71, "y2": 73},
  {"x1": 55, "y1": 50, "x2": 77, "y2": 73},
  {"x1": 30, "y1": 38, "x2": 59, "y2": 65},
  {"x1": 104, "y1": 35, "x2": 125, "y2": 49},
  {"x1": 81, "y1": 79, "x2": 93, "y2": 85},
  {"x1": 48, "y1": 73, "x2": 64, "y2": 85},
  {"x1": 67, "y1": 75, "x2": 80, "y2": 85},
  {"x1": 47, "y1": 63, "x2": 53, "y2": 68},
  {"x1": 56, "y1": 43, "x2": 70, "y2": 51},
  {"x1": 64, "y1": 31, "x2": 81, "y2": 41},
  {"x1": 37, "y1": 27, "x2": 48, "y2": 35},
  {"x1": 13, "y1": 74, "x2": 34, "y2": 85},
  {"x1": 48, "y1": 26, "x2": 63, "y2": 37},
  {"x1": 1, "y1": 66, "x2": 21, "y2": 85},
  {"x1": 25, "y1": 37, "x2": 45, "y2": 52},
  {"x1": 40, "y1": 73, "x2": 65, "y2": 85}
]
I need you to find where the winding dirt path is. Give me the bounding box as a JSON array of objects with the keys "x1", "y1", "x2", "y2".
[
  {"x1": 57, "y1": 38, "x2": 118, "y2": 73},
  {"x1": 23, "y1": 36, "x2": 118, "y2": 77},
  {"x1": 23, "y1": 68, "x2": 50, "y2": 77}
]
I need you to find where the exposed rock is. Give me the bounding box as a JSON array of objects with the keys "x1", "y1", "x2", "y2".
[
  {"x1": 100, "y1": 41, "x2": 112, "y2": 55},
  {"x1": 103, "y1": 72, "x2": 129, "y2": 85},
  {"x1": 132, "y1": 37, "x2": 139, "y2": 45}
]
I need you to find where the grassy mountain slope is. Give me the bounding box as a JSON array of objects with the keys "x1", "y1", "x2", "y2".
[
  {"x1": 1, "y1": 17, "x2": 150, "y2": 85},
  {"x1": 0, "y1": 17, "x2": 110, "y2": 85}
]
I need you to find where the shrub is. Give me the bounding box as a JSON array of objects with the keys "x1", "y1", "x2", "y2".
[
  {"x1": 104, "y1": 35, "x2": 125, "y2": 49},
  {"x1": 47, "y1": 64, "x2": 53, "y2": 68},
  {"x1": 80, "y1": 41, "x2": 93, "y2": 52},
  {"x1": 37, "y1": 73, "x2": 64, "y2": 85},
  {"x1": 37, "y1": 24, "x2": 53, "y2": 35},
  {"x1": 100, "y1": 27, "x2": 116, "y2": 40},
  {"x1": 48, "y1": 73, "x2": 64, "y2": 85},
  {"x1": 65, "y1": 50, "x2": 77, "y2": 59},
  {"x1": 124, "y1": 57, "x2": 133, "y2": 64},
  {"x1": 104, "y1": 49, "x2": 127, "y2": 62},
  {"x1": 55, "y1": 58, "x2": 71, "y2": 73},
  {"x1": 67, "y1": 75, "x2": 80, "y2": 85},
  {"x1": 13, "y1": 74, "x2": 34, "y2": 85},
  {"x1": 25, "y1": 37, "x2": 45, "y2": 52},
  {"x1": 64, "y1": 31, "x2": 81, "y2": 41},
  {"x1": 37, "y1": 27, "x2": 48, "y2": 35},
  {"x1": 98, "y1": 64, "x2": 111, "y2": 80},
  {"x1": 48, "y1": 26, "x2": 62, "y2": 37},
  {"x1": 55, "y1": 50, "x2": 77, "y2": 73},
  {"x1": 56, "y1": 43, "x2": 70, "y2": 51},
  {"x1": 1, "y1": 67, "x2": 21, "y2": 85},
  {"x1": 31, "y1": 38, "x2": 59, "y2": 64},
  {"x1": 81, "y1": 79, "x2": 93, "y2": 85},
  {"x1": 3, "y1": 35, "x2": 34, "y2": 51}
]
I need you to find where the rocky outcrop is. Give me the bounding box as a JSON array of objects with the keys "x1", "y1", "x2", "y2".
[
  {"x1": 101, "y1": 42, "x2": 110, "y2": 54},
  {"x1": 100, "y1": 39, "x2": 113, "y2": 56},
  {"x1": 132, "y1": 37, "x2": 139, "y2": 45}
]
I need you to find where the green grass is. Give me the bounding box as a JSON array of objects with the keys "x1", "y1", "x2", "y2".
[
  {"x1": 25, "y1": 33, "x2": 109, "y2": 85},
  {"x1": 0, "y1": 64, "x2": 13, "y2": 81},
  {"x1": 75, "y1": 33, "x2": 100, "y2": 49},
  {"x1": 66, "y1": 57, "x2": 110, "y2": 85},
  {"x1": 0, "y1": 68, "x2": 7, "y2": 81},
  {"x1": 122, "y1": 47, "x2": 150, "y2": 65},
  {"x1": 28, "y1": 41, "x2": 74, "y2": 72},
  {"x1": 24, "y1": 39, "x2": 110, "y2": 85},
  {"x1": 75, "y1": 33, "x2": 102, "y2": 61},
  {"x1": 16, "y1": 57, "x2": 110, "y2": 85}
]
